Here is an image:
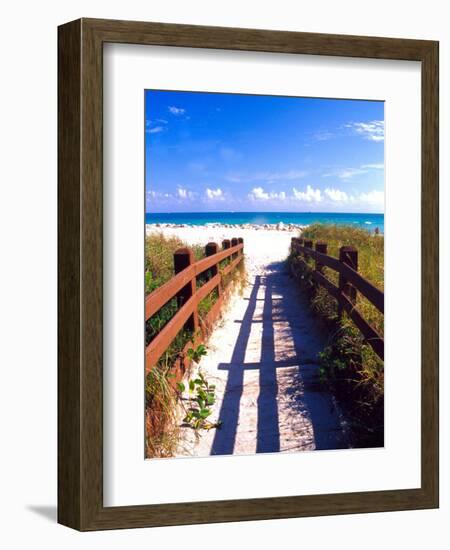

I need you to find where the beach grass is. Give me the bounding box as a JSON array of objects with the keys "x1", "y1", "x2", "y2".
[
  {"x1": 302, "y1": 223, "x2": 384, "y2": 335},
  {"x1": 288, "y1": 223, "x2": 384, "y2": 447},
  {"x1": 145, "y1": 233, "x2": 204, "y2": 294}
]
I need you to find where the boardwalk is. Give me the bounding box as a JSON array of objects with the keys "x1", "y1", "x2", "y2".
[{"x1": 177, "y1": 256, "x2": 349, "y2": 457}]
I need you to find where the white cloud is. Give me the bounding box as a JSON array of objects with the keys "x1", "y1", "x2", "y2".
[
  {"x1": 176, "y1": 187, "x2": 194, "y2": 200},
  {"x1": 248, "y1": 187, "x2": 286, "y2": 201},
  {"x1": 292, "y1": 185, "x2": 322, "y2": 203},
  {"x1": 244, "y1": 183, "x2": 383, "y2": 209},
  {"x1": 325, "y1": 188, "x2": 349, "y2": 202},
  {"x1": 249, "y1": 187, "x2": 269, "y2": 200},
  {"x1": 361, "y1": 163, "x2": 384, "y2": 169},
  {"x1": 147, "y1": 126, "x2": 164, "y2": 134},
  {"x1": 168, "y1": 106, "x2": 186, "y2": 115},
  {"x1": 358, "y1": 190, "x2": 384, "y2": 206},
  {"x1": 325, "y1": 187, "x2": 383, "y2": 207},
  {"x1": 146, "y1": 190, "x2": 171, "y2": 200},
  {"x1": 345, "y1": 120, "x2": 384, "y2": 142},
  {"x1": 205, "y1": 188, "x2": 224, "y2": 200},
  {"x1": 332, "y1": 167, "x2": 367, "y2": 180},
  {"x1": 324, "y1": 163, "x2": 384, "y2": 180}
]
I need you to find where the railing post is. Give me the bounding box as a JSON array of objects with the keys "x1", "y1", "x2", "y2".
[
  {"x1": 205, "y1": 241, "x2": 220, "y2": 296},
  {"x1": 237, "y1": 237, "x2": 244, "y2": 257},
  {"x1": 231, "y1": 237, "x2": 238, "y2": 260},
  {"x1": 205, "y1": 241, "x2": 219, "y2": 273},
  {"x1": 315, "y1": 241, "x2": 327, "y2": 273},
  {"x1": 173, "y1": 247, "x2": 199, "y2": 335},
  {"x1": 338, "y1": 245, "x2": 358, "y2": 316},
  {"x1": 222, "y1": 239, "x2": 230, "y2": 265},
  {"x1": 303, "y1": 239, "x2": 313, "y2": 260}
]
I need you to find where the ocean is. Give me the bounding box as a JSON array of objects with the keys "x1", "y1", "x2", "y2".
[{"x1": 145, "y1": 212, "x2": 384, "y2": 233}]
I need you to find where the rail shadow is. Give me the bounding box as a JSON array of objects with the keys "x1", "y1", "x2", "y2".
[{"x1": 210, "y1": 260, "x2": 347, "y2": 455}]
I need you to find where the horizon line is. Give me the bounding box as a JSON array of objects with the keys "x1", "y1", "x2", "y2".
[{"x1": 145, "y1": 210, "x2": 384, "y2": 215}]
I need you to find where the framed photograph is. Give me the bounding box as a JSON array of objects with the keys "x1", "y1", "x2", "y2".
[{"x1": 58, "y1": 18, "x2": 439, "y2": 530}]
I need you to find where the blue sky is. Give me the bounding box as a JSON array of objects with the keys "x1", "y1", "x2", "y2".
[{"x1": 145, "y1": 90, "x2": 384, "y2": 214}]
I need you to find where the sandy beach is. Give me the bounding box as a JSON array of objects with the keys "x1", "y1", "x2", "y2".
[{"x1": 146, "y1": 223, "x2": 302, "y2": 275}]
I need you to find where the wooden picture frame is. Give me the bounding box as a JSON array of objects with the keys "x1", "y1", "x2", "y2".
[{"x1": 58, "y1": 18, "x2": 439, "y2": 531}]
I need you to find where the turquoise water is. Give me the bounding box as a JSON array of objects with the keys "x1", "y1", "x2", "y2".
[{"x1": 145, "y1": 212, "x2": 384, "y2": 233}]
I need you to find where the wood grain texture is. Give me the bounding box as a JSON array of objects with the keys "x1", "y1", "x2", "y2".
[
  {"x1": 57, "y1": 19, "x2": 82, "y2": 530},
  {"x1": 58, "y1": 18, "x2": 439, "y2": 531},
  {"x1": 420, "y1": 40, "x2": 439, "y2": 510}
]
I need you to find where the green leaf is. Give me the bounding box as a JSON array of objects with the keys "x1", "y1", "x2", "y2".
[
  {"x1": 199, "y1": 408, "x2": 211, "y2": 419},
  {"x1": 189, "y1": 380, "x2": 195, "y2": 392},
  {"x1": 176, "y1": 382, "x2": 185, "y2": 393},
  {"x1": 196, "y1": 398, "x2": 205, "y2": 410}
]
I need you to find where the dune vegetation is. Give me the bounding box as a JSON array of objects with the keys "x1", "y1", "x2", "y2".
[{"x1": 288, "y1": 224, "x2": 384, "y2": 448}]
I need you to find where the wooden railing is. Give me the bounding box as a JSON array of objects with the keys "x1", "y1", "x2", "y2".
[
  {"x1": 290, "y1": 237, "x2": 384, "y2": 360},
  {"x1": 145, "y1": 238, "x2": 244, "y2": 373}
]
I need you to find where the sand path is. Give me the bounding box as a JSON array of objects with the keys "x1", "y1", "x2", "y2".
[{"x1": 161, "y1": 227, "x2": 349, "y2": 457}]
